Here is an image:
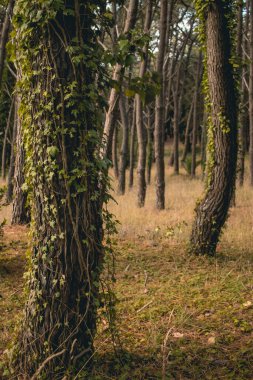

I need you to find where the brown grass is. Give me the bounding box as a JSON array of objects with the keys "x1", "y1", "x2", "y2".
[{"x1": 1, "y1": 160, "x2": 253, "y2": 379}]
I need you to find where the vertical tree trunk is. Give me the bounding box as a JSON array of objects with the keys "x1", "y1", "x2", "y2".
[
  {"x1": 11, "y1": 98, "x2": 30, "y2": 225},
  {"x1": 238, "y1": 0, "x2": 250, "y2": 186},
  {"x1": 112, "y1": 125, "x2": 119, "y2": 178},
  {"x1": 249, "y1": 0, "x2": 253, "y2": 185},
  {"x1": 181, "y1": 99, "x2": 194, "y2": 162},
  {"x1": 129, "y1": 100, "x2": 136, "y2": 189},
  {"x1": 103, "y1": 0, "x2": 138, "y2": 160},
  {"x1": 154, "y1": 0, "x2": 168, "y2": 210},
  {"x1": 1, "y1": 95, "x2": 14, "y2": 179},
  {"x1": 0, "y1": 0, "x2": 15, "y2": 88},
  {"x1": 191, "y1": 52, "x2": 202, "y2": 177},
  {"x1": 190, "y1": 0, "x2": 238, "y2": 255},
  {"x1": 5, "y1": 98, "x2": 17, "y2": 204},
  {"x1": 146, "y1": 107, "x2": 153, "y2": 185},
  {"x1": 136, "y1": 0, "x2": 153, "y2": 207},
  {"x1": 117, "y1": 94, "x2": 129, "y2": 195},
  {"x1": 12, "y1": 2, "x2": 109, "y2": 377}
]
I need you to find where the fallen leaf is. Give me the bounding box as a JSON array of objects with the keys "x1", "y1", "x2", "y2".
[{"x1": 173, "y1": 332, "x2": 184, "y2": 338}]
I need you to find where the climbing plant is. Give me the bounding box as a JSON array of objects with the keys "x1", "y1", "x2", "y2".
[{"x1": 10, "y1": 1, "x2": 115, "y2": 378}]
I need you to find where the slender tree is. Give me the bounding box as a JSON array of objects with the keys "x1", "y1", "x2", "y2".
[
  {"x1": 12, "y1": 1, "x2": 110, "y2": 378},
  {"x1": 190, "y1": 0, "x2": 238, "y2": 255},
  {"x1": 154, "y1": 0, "x2": 168, "y2": 210},
  {"x1": 136, "y1": 0, "x2": 153, "y2": 207},
  {"x1": 249, "y1": 0, "x2": 253, "y2": 185}
]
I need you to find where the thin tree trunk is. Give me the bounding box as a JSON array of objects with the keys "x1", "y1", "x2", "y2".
[
  {"x1": 1, "y1": 95, "x2": 14, "y2": 179},
  {"x1": 238, "y1": 0, "x2": 250, "y2": 186},
  {"x1": 190, "y1": 0, "x2": 238, "y2": 256},
  {"x1": 118, "y1": 94, "x2": 129, "y2": 195},
  {"x1": 181, "y1": 99, "x2": 194, "y2": 162},
  {"x1": 154, "y1": 0, "x2": 168, "y2": 210},
  {"x1": 136, "y1": 0, "x2": 153, "y2": 207},
  {"x1": 11, "y1": 97, "x2": 30, "y2": 225},
  {"x1": 146, "y1": 107, "x2": 153, "y2": 185},
  {"x1": 0, "y1": 0, "x2": 15, "y2": 88},
  {"x1": 191, "y1": 52, "x2": 202, "y2": 177},
  {"x1": 5, "y1": 98, "x2": 17, "y2": 204},
  {"x1": 112, "y1": 125, "x2": 119, "y2": 178},
  {"x1": 129, "y1": 100, "x2": 136, "y2": 189},
  {"x1": 249, "y1": 0, "x2": 253, "y2": 185},
  {"x1": 103, "y1": 0, "x2": 139, "y2": 160}
]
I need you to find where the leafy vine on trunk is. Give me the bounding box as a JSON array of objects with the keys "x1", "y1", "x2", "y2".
[{"x1": 10, "y1": 1, "x2": 114, "y2": 378}]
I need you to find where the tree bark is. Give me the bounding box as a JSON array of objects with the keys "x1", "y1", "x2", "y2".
[
  {"x1": 1, "y1": 95, "x2": 14, "y2": 179},
  {"x1": 249, "y1": 0, "x2": 253, "y2": 185},
  {"x1": 136, "y1": 0, "x2": 153, "y2": 207},
  {"x1": 146, "y1": 107, "x2": 153, "y2": 185},
  {"x1": 0, "y1": 0, "x2": 15, "y2": 88},
  {"x1": 117, "y1": 94, "x2": 129, "y2": 195},
  {"x1": 238, "y1": 0, "x2": 249, "y2": 186},
  {"x1": 112, "y1": 125, "x2": 119, "y2": 178},
  {"x1": 103, "y1": 0, "x2": 139, "y2": 160},
  {"x1": 5, "y1": 98, "x2": 17, "y2": 204},
  {"x1": 11, "y1": 97, "x2": 30, "y2": 225},
  {"x1": 191, "y1": 52, "x2": 202, "y2": 177},
  {"x1": 190, "y1": 0, "x2": 238, "y2": 256},
  {"x1": 129, "y1": 100, "x2": 136, "y2": 189},
  {"x1": 154, "y1": 0, "x2": 168, "y2": 210},
  {"x1": 13, "y1": 2, "x2": 109, "y2": 377}
]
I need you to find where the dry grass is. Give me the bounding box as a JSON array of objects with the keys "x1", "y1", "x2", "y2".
[
  {"x1": 109, "y1": 160, "x2": 253, "y2": 252},
  {"x1": 1, "y1": 158, "x2": 253, "y2": 379}
]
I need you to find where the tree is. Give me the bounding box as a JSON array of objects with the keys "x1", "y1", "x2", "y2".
[
  {"x1": 136, "y1": 0, "x2": 153, "y2": 207},
  {"x1": 190, "y1": 0, "x2": 238, "y2": 255},
  {"x1": 249, "y1": 0, "x2": 253, "y2": 185},
  {"x1": 12, "y1": 1, "x2": 110, "y2": 377},
  {"x1": 154, "y1": 0, "x2": 168, "y2": 210}
]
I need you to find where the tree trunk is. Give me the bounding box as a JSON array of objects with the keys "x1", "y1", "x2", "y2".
[
  {"x1": 181, "y1": 99, "x2": 194, "y2": 163},
  {"x1": 190, "y1": 0, "x2": 238, "y2": 256},
  {"x1": 1, "y1": 95, "x2": 14, "y2": 179},
  {"x1": 129, "y1": 100, "x2": 136, "y2": 189},
  {"x1": 11, "y1": 97, "x2": 30, "y2": 225},
  {"x1": 249, "y1": 0, "x2": 253, "y2": 185},
  {"x1": 103, "y1": 0, "x2": 139, "y2": 160},
  {"x1": 112, "y1": 125, "x2": 119, "y2": 178},
  {"x1": 5, "y1": 98, "x2": 17, "y2": 204},
  {"x1": 0, "y1": 0, "x2": 15, "y2": 88},
  {"x1": 117, "y1": 94, "x2": 129, "y2": 195},
  {"x1": 191, "y1": 52, "x2": 202, "y2": 177},
  {"x1": 12, "y1": 2, "x2": 109, "y2": 377},
  {"x1": 136, "y1": 0, "x2": 153, "y2": 207},
  {"x1": 146, "y1": 107, "x2": 153, "y2": 185},
  {"x1": 238, "y1": 0, "x2": 249, "y2": 186},
  {"x1": 154, "y1": 0, "x2": 168, "y2": 210}
]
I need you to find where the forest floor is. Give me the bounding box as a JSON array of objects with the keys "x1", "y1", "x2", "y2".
[{"x1": 1, "y1": 163, "x2": 253, "y2": 379}]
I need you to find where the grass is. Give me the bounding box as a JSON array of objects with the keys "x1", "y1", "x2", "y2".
[{"x1": 1, "y1": 158, "x2": 253, "y2": 379}]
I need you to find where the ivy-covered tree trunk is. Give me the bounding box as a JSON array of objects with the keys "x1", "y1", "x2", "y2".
[
  {"x1": 12, "y1": 1, "x2": 108, "y2": 378},
  {"x1": 190, "y1": 0, "x2": 237, "y2": 255}
]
